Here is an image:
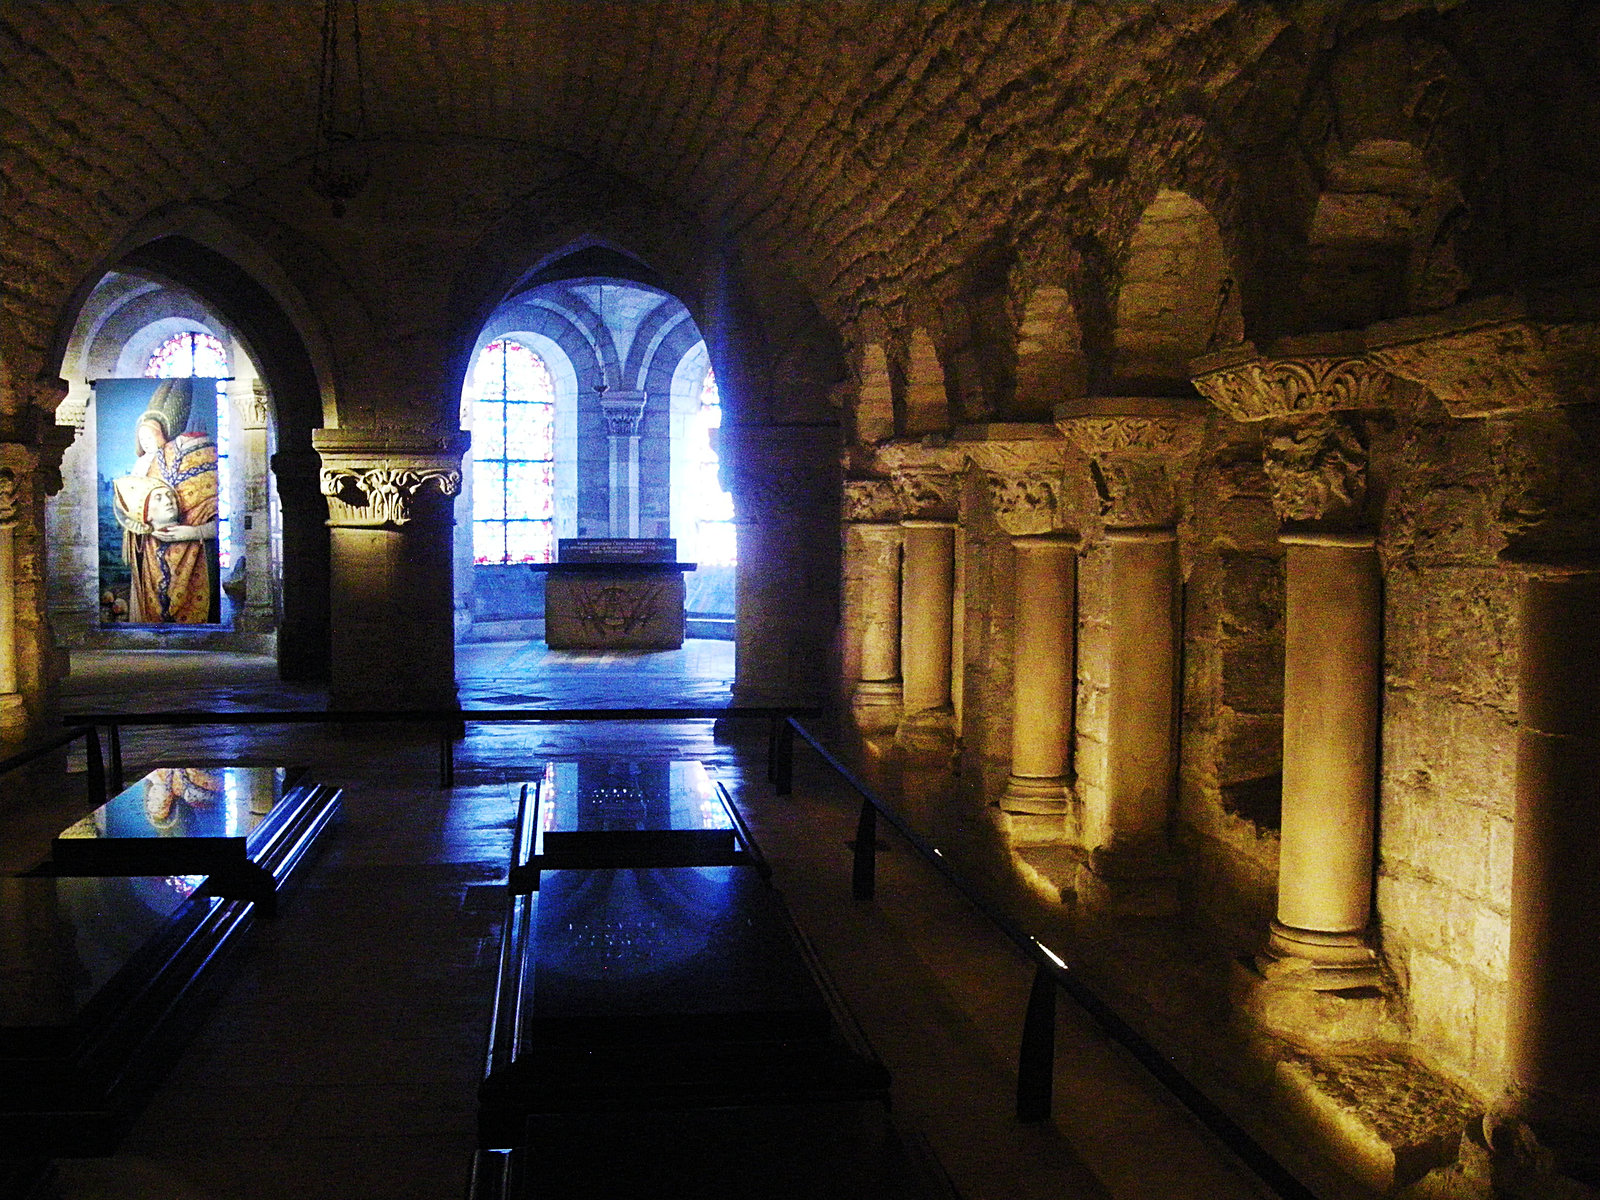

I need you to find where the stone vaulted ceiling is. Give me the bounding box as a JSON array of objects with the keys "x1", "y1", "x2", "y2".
[{"x1": 1, "y1": 1, "x2": 1596, "y2": 410}]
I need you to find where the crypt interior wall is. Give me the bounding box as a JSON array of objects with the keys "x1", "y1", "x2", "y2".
[{"x1": 1, "y1": 3, "x2": 1598, "y2": 1194}]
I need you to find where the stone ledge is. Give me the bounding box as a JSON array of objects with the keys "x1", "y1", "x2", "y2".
[{"x1": 1268, "y1": 1053, "x2": 1480, "y2": 1195}]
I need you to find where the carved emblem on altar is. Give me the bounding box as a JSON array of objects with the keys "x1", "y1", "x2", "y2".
[{"x1": 573, "y1": 581, "x2": 663, "y2": 637}]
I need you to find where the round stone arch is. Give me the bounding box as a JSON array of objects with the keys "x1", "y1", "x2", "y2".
[{"x1": 45, "y1": 208, "x2": 344, "y2": 680}]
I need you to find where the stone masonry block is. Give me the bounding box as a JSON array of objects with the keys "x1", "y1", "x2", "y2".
[
  {"x1": 1486, "y1": 814, "x2": 1513, "y2": 913},
  {"x1": 1421, "y1": 568, "x2": 1518, "y2": 705},
  {"x1": 1441, "y1": 701, "x2": 1517, "y2": 820},
  {"x1": 1407, "y1": 950, "x2": 1478, "y2": 1079},
  {"x1": 1407, "y1": 795, "x2": 1490, "y2": 899}
]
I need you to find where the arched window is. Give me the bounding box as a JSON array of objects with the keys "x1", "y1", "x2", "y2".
[
  {"x1": 689, "y1": 369, "x2": 736, "y2": 566},
  {"x1": 472, "y1": 339, "x2": 557, "y2": 564},
  {"x1": 144, "y1": 331, "x2": 233, "y2": 572}
]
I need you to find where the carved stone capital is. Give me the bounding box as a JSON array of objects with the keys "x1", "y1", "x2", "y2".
[
  {"x1": 601, "y1": 391, "x2": 647, "y2": 437},
  {"x1": 234, "y1": 379, "x2": 272, "y2": 431},
  {"x1": 1191, "y1": 341, "x2": 1390, "y2": 422},
  {"x1": 842, "y1": 478, "x2": 901, "y2": 523},
  {"x1": 1261, "y1": 416, "x2": 1368, "y2": 525},
  {"x1": 320, "y1": 465, "x2": 461, "y2": 527},
  {"x1": 950, "y1": 430, "x2": 1066, "y2": 536},
  {"x1": 1365, "y1": 297, "x2": 1600, "y2": 417},
  {"x1": 313, "y1": 428, "x2": 467, "y2": 528},
  {"x1": 1055, "y1": 414, "x2": 1204, "y2": 459},
  {"x1": 0, "y1": 468, "x2": 19, "y2": 527}
]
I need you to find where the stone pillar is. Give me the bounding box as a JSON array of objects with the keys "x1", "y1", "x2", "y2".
[
  {"x1": 1087, "y1": 528, "x2": 1180, "y2": 868},
  {"x1": 230, "y1": 379, "x2": 276, "y2": 643},
  {"x1": 1496, "y1": 563, "x2": 1600, "y2": 1175},
  {"x1": 0, "y1": 473, "x2": 24, "y2": 740},
  {"x1": 314, "y1": 429, "x2": 464, "y2": 712},
  {"x1": 847, "y1": 521, "x2": 903, "y2": 733},
  {"x1": 725, "y1": 422, "x2": 840, "y2": 705},
  {"x1": 1000, "y1": 533, "x2": 1078, "y2": 830},
  {"x1": 602, "y1": 392, "x2": 646, "y2": 538},
  {"x1": 897, "y1": 518, "x2": 955, "y2": 748},
  {"x1": 1260, "y1": 530, "x2": 1381, "y2": 988}
]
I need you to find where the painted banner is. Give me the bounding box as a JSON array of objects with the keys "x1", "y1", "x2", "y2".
[{"x1": 95, "y1": 377, "x2": 221, "y2": 625}]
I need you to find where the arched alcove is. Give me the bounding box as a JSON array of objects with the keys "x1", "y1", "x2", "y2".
[
  {"x1": 1113, "y1": 189, "x2": 1243, "y2": 394},
  {"x1": 455, "y1": 270, "x2": 736, "y2": 645},
  {"x1": 47, "y1": 271, "x2": 284, "y2": 658}
]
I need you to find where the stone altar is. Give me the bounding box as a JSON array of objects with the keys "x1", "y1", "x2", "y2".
[{"x1": 536, "y1": 538, "x2": 694, "y2": 651}]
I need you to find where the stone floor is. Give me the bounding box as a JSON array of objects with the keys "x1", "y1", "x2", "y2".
[{"x1": 1, "y1": 643, "x2": 1275, "y2": 1199}]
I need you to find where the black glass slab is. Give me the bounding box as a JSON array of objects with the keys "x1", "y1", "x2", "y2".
[
  {"x1": 0, "y1": 874, "x2": 249, "y2": 1154},
  {"x1": 480, "y1": 761, "x2": 889, "y2": 1151},
  {"x1": 47, "y1": 766, "x2": 341, "y2": 916}
]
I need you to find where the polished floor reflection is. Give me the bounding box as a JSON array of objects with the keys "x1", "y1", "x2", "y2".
[{"x1": 3, "y1": 643, "x2": 1271, "y2": 1199}]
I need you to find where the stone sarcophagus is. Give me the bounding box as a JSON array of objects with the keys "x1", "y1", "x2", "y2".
[{"x1": 537, "y1": 538, "x2": 692, "y2": 651}]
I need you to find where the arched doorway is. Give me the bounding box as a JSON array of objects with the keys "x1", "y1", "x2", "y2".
[
  {"x1": 453, "y1": 274, "x2": 737, "y2": 665},
  {"x1": 48, "y1": 271, "x2": 282, "y2": 655}
]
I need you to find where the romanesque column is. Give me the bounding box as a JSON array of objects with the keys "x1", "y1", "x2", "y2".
[
  {"x1": 314, "y1": 429, "x2": 464, "y2": 712},
  {"x1": 1057, "y1": 409, "x2": 1198, "y2": 898},
  {"x1": 1191, "y1": 348, "x2": 1390, "y2": 985},
  {"x1": 1264, "y1": 529, "x2": 1381, "y2": 987},
  {"x1": 1500, "y1": 562, "x2": 1600, "y2": 1171},
  {"x1": 897, "y1": 518, "x2": 955, "y2": 747},
  {"x1": 0, "y1": 469, "x2": 23, "y2": 740},
  {"x1": 847, "y1": 521, "x2": 903, "y2": 733},
  {"x1": 1000, "y1": 533, "x2": 1078, "y2": 821},
  {"x1": 1091, "y1": 526, "x2": 1179, "y2": 861},
  {"x1": 230, "y1": 379, "x2": 276, "y2": 642},
  {"x1": 601, "y1": 392, "x2": 646, "y2": 538}
]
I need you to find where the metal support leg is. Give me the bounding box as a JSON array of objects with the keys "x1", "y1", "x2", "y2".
[
  {"x1": 1016, "y1": 961, "x2": 1057, "y2": 1122},
  {"x1": 107, "y1": 723, "x2": 124, "y2": 794},
  {"x1": 774, "y1": 720, "x2": 794, "y2": 796},
  {"x1": 439, "y1": 723, "x2": 454, "y2": 789},
  {"x1": 84, "y1": 727, "x2": 107, "y2": 808},
  {"x1": 767, "y1": 717, "x2": 779, "y2": 784},
  {"x1": 852, "y1": 798, "x2": 877, "y2": 901}
]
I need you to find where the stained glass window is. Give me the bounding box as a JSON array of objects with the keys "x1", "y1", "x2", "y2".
[
  {"x1": 145, "y1": 331, "x2": 233, "y2": 571},
  {"x1": 472, "y1": 340, "x2": 556, "y2": 564},
  {"x1": 690, "y1": 368, "x2": 736, "y2": 566}
]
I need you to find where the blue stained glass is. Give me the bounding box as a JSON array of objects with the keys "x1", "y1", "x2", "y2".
[
  {"x1": 474, "y1": 400, "x2": 505, "y2": 460},
  {"x1": 474, "y1": 521, "x2": 508, "y2": 565},
  {"x1": 505, "y1": 401, "x2": 554, "y2": 461},
  {"x1": 473, "y1": 462, "x2": 506, "y2": 520},
  {"x1": 505, "y1": 462, "x2": 555, "y2": 519},
  {"x1": 505, "y1": 520, "x2": 554, "y2": 564}
]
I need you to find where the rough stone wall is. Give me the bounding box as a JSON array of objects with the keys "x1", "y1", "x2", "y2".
[
  {"x1": 1175, "y1": 425, "x2": 1284, "y2": 943},
  {"x1": 1374, "y1": 385, "x2": 1520, "y2": 1095}
]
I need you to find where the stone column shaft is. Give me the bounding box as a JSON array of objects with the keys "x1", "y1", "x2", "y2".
[
  {"x1": 1091, "y1": 528, "x2": 1179, "y2": 850},
  {"x1": 1503, "y1": 566, "x2": 1600, "y2": 1164},
  {"x1": 897, "y1": 519, "x2": 955, "y2": 746},
  {"x1": 848, "y1": 522, "x2": 903, "y2": 732},
  {"x1": 1266, "y1": 531, "x2": 1381, "y2": 987},
  {"x1": 1001, "y1": 533, "x2": 1078, "y2": 816},
  {"x1": 315, "y1": 431, "x2": 464, "y2": 712}
]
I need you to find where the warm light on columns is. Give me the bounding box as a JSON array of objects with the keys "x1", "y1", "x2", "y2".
[
  {"x1": 848, "y1": 521, "x2": 903, "y2": 732},
  {"x1": 1001, "y1": 533, "x2": 1079, "y2": 816},
  {"x1": 1502, "y1": 564, "x2": 1600, "y2": 1167},
  {"x1": 897, "y1": 519, "x2": 956, "y2": 745},
  {"x1": 1264, "y1": 530, "x2": 1381, "y2": 988}
]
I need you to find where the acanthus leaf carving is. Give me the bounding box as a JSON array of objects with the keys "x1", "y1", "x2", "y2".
[
  {"x1": 842, "y1": 478, "x2": 901, "y2": 523},
  {"x1": 1191, "y1": 343, "x2": 1390, "y2": 422},
  {"x1": 320, "y1": 465, "x2": 461, "y2": 527},
  {"x1": 0, "y1": 468, "x2": 19, "y2": 527}
]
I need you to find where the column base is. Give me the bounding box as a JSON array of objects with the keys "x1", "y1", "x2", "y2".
[
  {"x1": 1076, "y1": 840, "x2": 1182, "y2": 919},
  {"x1": 999, "y1": 774, "x2": 1070, "y2": 815},
  {"x1": 894, "y1": 705, "x2": 953, "y2": 753},
  {"x1": 0, "y1": 693, "x2": 26, "y2": 741},
  {"x1": 1233, "y1": 955, "x2": 1395, "y2": 1050},
  {"x1": 1484, "y1": 1098, "x2": 1600, "y2": 1192},
  {"x1": 997, "y1": 808, "x2": 1070, "y2": 846},
  {"x1": 1258, "y1": 921, "x2": 1382, "y2": 990},
  {"x1": 850, "y1": 679, "x2": 903, "y2": 734}
]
